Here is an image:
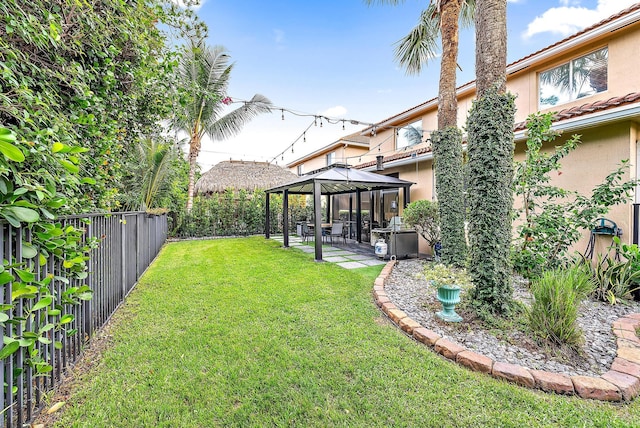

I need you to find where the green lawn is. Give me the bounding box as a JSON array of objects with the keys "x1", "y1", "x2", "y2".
[{"x1": 53, "y1": 237, "x2": 640, "y2": 427}]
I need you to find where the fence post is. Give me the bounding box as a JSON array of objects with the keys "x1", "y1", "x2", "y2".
[{"x1": 121, "y1": 213, "x2": 127, "y2": 300}]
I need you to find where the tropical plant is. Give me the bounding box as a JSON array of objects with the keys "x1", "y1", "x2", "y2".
[
  {"x1": 403, "y1": 199, "x2": 440, "y2": 252},
  {"x1": 365, "y1": 0, "x2": 475, "y2": 267},
  {"x1": 173, "y1": 38, "x2": 273, "y2": 211},
  {"x1": 467, "y1": 0, "x2": 515, "y2": 317},
  {"x1": 528, "y1": 266, "x2": 594, "y2": 348},
  {"x1": 581, "y1": 252, "x2": 640, "y2": 305},
  {"x1": 120, "y1": 137, "x2": 179, "y2": 211},
  {"x1": 512, "y1": 113, "x2": 637, "y2": 277}
]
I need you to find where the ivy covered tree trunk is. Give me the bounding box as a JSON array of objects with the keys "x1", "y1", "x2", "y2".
[
  {"x1": 432, "y1": 127, "x2": 466, "y2": 266},
  {"x1": 433, "y1": 0, "x2": 467, "y2": 267},
  {"x1": 468, "y1": 0, "x2": 514, "y2": 316},
  {"x1": 467, "y1": 89, "x2": 515, "y2": 314}
]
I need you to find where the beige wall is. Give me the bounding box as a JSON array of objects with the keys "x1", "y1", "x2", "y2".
[
  {"x1": 289, "y1": 145, "x2": 368, "y2": 174},
  {"x1": 296, "y1": 19, "x2": 640, "y2": 257}
]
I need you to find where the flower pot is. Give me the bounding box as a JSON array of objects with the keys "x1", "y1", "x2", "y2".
[{"x1": 436, "y1": 285, "x2": 462, "y2": 322}]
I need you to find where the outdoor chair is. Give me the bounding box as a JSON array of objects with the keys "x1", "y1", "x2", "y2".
[
  {"x1": 325, "y1": 222, "x2": 345, "y2": 245},
  {"x1": 301, "y1": 223, "x2": 313, "y2": 243}
]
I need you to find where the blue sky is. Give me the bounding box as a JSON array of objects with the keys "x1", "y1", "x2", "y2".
[{"x1": 184, "y1": 0, "x2": 638, "y2": 169}]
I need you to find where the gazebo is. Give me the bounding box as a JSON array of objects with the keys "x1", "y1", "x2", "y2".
[
  {"x1": 265, "y1": 164, "x2": 414, "y2": 261},
  {"x1": 195, "y1": 160, "x2": 298, "y2": 195}
]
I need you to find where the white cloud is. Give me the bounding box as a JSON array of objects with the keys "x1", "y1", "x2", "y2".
[
  {"x1": 170, "y1": 0, "x2": 206, "y2": 11},
  {"x1": 523, "y1": 0, "x2": 638, "y2": 39},
  {"x1": 320, "y1": 106, "x2": 348, "y2": 118},
  {"x1": 507, "y1": 0, "x2": 524, "y2": 3}
]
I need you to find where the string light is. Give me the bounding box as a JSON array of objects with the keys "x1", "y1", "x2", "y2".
[{"x1": 225, "y1": 96, "x2": 422, "y2": 165}]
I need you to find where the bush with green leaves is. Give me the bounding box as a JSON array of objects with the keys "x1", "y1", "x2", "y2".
[
  {"x1": 172, "y1": 190, "x2": 284, "y2": 238},
  {"x1": 513, "y1": 113, "x2": 637, "y2": 278},
  {"x1": 0, "y1": 0, "x2": 200, "y2": 211},
  {"x1": 0, "y1": 127, "x2": 96, "y2": 384},
  {"x1": 528, "y1": 266, "x2": 594, "y2": 348},
  {"x1": 466, "y1": 87, "x2": 517, "y2": 316},
  {"x1": 403, "y1": 199, "x2": 440, "y2": 253},
  {"x1": 579, "y1": 250, "x2": 640, "y2": 305},
  {"x1": 422, "y1": 263, "x2": 471, "y2": 289}
]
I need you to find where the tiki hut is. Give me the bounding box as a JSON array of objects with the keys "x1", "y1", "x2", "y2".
[{"x1": 194, "y1": 160, "x2": 298, "y2": 195}]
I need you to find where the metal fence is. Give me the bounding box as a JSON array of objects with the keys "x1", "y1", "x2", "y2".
[{"x1": 0, "y1": 212, "x2": 167, "y2": 427}]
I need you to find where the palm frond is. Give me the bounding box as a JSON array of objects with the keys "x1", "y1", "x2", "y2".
[
  {"x1": 205, "y1": 94, "x2": 273, "y2": 141},
  {"x1": 394, "y1": 5, "x2": 440, "y2": 75}
]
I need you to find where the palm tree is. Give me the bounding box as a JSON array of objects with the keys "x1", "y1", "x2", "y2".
[
  {"x1": 466, "y1": 0, "x2": 515, "y2": 316},
  {"x1": 368, "y1": 0, "x2": 474, "y2": 129},
  {"x1": 366, "y1": 0, "x2": 475, "y2": 266},
  {"x1": 174, "y1": 39, "x2": 272, "y2": 211}
]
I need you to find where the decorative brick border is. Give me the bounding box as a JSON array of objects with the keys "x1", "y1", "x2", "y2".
[{"x1": 374, "y1": 260, "x2": 640, "y2": 402}]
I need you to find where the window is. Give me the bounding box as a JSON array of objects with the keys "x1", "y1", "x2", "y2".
[
  {"x1": 326, "y1": 151, "x2": 336, "y2": 165},
  {"x1": 396, "y1": 120, "x2": 423, "y2": 149},
  {"x1": 297, "y1": 164, "x2": 304, "y2": 175},
  {"x1": 539, "y1": 47, "x2": 608, "y2": 108}
]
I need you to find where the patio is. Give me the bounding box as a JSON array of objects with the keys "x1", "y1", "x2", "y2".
[{"x1": 270, "y1": 234, "x2": 387, "y2": 269}]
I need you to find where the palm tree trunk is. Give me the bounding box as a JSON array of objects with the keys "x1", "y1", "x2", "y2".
[
  {"x1": 475, "y1": 0, "x2": 506, "y2": 96},
  {"x1": 433, "y1": 0, "x2": 467, "y2": 266},
  {"x1": 437, "y1": 0, "x2": 462, "y2": 130},
  {"x1": 467, "y1": 0, "x2": 515, "y2": 316},
  {"x1": 186, "y1": 131, "x2": 201, "y2": 212}
]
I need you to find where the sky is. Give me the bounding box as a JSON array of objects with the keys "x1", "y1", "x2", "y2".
[{"x1": 182, "y1": 0, "x2": 639, "y2": 170}]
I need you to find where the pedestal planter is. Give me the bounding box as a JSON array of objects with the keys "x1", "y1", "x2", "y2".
[{"x1": 436, "y1": 285, "x2": 462, "y2": 322}]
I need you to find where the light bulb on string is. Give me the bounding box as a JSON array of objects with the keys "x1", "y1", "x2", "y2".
[
  {"x1": 342, "y1": 120, "x2": 345, "y2": 130},
  {"x1": 320, "y1": 118, "x2": 323, "y2": 127},
  {"x1": 291, "y1": 144, "x2": 294, "y2": 154},
  {"x1": 314, "y1": 116, "x2": 318, "y2": 126},
  {"x1": 281, "y1": 109, "x2": 284, "y2": 120},
  {"x1": 303, "y1": 132, "x2": 306, "y2": 142}
]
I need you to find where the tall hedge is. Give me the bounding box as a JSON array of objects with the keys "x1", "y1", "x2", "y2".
[
  {"x1": 0, "y1": 0, "x2": 198, "y2": 211},
  {"x1": 431, "y1": 126, "x2": 467, "y2": 266},
  {"x1": 466, "y1": 87, "x2": 516, "y2": 316}
]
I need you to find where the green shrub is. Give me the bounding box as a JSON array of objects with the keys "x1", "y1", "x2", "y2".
[
  {"x1": 528, "y1": 266, "x2": 594, "y2": 348},
  {"x1": 422, "y1": 263, "x2": 472, "y2": 289},
  {"x1": 513, "y1": 113, "x2": 637, "y2": 277},
  {"x1": 583, "y1": 253, "x2": 640, "y2": 304},
  {"x1": 403, "y1": 200, "x2": 440, "y2": 252}
]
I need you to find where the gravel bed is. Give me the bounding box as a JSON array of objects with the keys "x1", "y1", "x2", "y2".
[{"x1": 385, "y1": 259, "x2": 640, "y2": 377}]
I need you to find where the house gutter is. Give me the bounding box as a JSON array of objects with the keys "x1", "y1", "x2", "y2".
[{"x1": 514, "y1": 103, "x2": 640, "y2": 141}]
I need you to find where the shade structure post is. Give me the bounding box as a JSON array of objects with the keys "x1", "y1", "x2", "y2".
[
  {"x1": 265, "y1": 192, "x2": 271, "y2": 239},
  {"x1": 313, "y1": 180, "x2": 323, "y2": 261},
  {"x1": 356, "y1": 189, "x2": 362, "y2": 243},
  {"x1": 283, "y1": 189, "x2": 289, "y2": 247},
  {"x1": 404, "y1": 185, "x2": 411, "y2": 207}
]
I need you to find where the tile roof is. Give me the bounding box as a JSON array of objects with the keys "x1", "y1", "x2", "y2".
[
  {"x1": 366, "y1": 3, "x2": 640, "y2": 131},
  {"x1": 357, "y1": 92, "x2": 640, "y2": 169},
  {"x1": 514, "y1": 92, "x2": 640, "y2": 131}
]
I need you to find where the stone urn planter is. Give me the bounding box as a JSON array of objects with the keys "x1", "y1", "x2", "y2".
[{"x1": 436, "y1": 284, "x2": 462, "y2": 322}]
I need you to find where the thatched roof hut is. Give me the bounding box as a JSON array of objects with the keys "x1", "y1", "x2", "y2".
[{"x1": 195, "y1": 160, "x2": 298, "y2": 195}]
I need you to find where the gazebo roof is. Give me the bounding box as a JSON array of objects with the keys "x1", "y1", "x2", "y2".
[
  {"x1": 195, "y1": 160, "x2": 298, "y2": 194},
  {"x1": 265, "y1": 164, "x2": 414, "y2": 195}
]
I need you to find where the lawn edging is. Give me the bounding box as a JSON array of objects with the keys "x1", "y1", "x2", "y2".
[{"x1": 373, "y1": 260, "x2": 640, "y2": 402}]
